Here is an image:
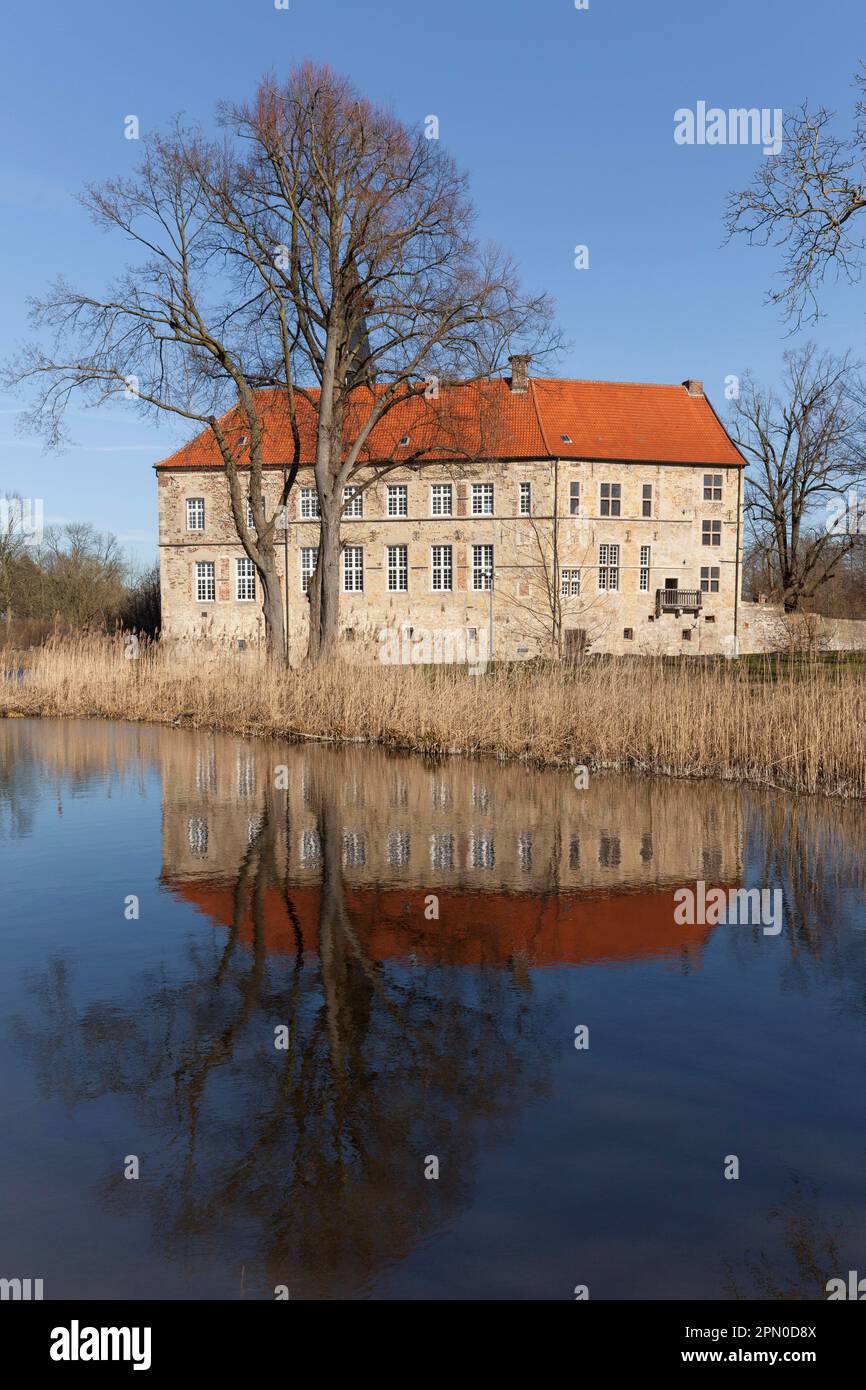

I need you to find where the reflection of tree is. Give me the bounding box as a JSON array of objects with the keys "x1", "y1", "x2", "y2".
[
  {"x1": 732, "y1": 791, "x2": 866, "y2": 1016},
  {"x1": 14, "y1": 772, "x2": 547, "y2": 1299},
  {"x1": 723, "y1": 1176, "x2": 843, "y2": 1300},
  {"x1": 0, "y1": 719, "x2": 155, "y2": 841}
]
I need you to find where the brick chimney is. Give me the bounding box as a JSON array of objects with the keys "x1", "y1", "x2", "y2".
[
  {"x1": 509, "y1": 354, "x2": 532, "y2": 393},
  {"x1": 682, "y1": 378, "x2": 704, "y2": 396}
]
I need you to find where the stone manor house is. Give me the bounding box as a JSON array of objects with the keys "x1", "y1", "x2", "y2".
[{"x1": 156, "y1": 359, "x2": 746, "y2": 662}]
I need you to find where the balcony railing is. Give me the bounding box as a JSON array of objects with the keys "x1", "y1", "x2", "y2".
[{"x1": 655, "y1": 587, "x2": 702, "y2": 617}]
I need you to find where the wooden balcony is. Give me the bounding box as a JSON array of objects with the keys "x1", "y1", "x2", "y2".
[{"x1": 655, "y1": 587, "x2": 702, "y2": 617}]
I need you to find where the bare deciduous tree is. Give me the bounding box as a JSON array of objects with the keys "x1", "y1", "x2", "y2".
[
  {"x1": 4, "y1": 63, "x2": 559, "y2": 662},
  {"x1": 725, "y1": 67, "x2": 866, "y2": 324},
  {"x1": 730, "y1": 345, "x2": 866, "y2": 611},
  {"x1": 502, "y1": 518, "x2": 605, "y2": 658}
]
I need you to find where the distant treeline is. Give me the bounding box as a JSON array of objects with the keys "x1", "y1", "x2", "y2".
[{"x1": 0, "y1": 519, "x2": 160, "y2": 643}]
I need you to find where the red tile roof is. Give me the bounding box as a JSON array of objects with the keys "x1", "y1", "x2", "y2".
[
  {"x1": 168, "y1": 879, "x2": 720, "y2": 967},
  {"x1": 156, "y1": 376, "x2": 745, "y2": 471}
]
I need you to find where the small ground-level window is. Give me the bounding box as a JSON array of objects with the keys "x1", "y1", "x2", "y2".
[
  {"x1": 682, "y1": 629, "x2": 692, "y2": 641},
  {"x1": 195, "y1": 561, "x2": 215, "y2": 603},
  {"x1": 236, "y1": 556, "x2": 256, "y2": 601},
  {"x1": 623, "y1": 628, "x2": 633, "y2": 640},
  {"x1": 705, "y1": 615, "x2": 716, "y2": 623}
]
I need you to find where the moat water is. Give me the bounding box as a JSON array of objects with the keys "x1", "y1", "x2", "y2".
[{"x1": 1, "y1": 718, "x2": 864, "y2": 1299}]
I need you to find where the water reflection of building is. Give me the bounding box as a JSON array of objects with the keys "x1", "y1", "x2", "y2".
[{"x1": 160, "y1": 734, "x2": 744, "y2": 967}]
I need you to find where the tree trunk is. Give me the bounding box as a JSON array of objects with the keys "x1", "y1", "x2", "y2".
[
  {"x1": 259, "y1": 563, "x2": 286, "y2": 660},
  {"x1": 308, "y1": 496, "x2": 342, "y2": 662}
]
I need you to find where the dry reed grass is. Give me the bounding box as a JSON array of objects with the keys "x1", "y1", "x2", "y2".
[{"x1": 2, "y1": 634, "x2": 866, "y2": 799}]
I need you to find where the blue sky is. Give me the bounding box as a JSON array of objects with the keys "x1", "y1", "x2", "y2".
[{"x1": 0, "y1": 0, "x2": 862, "y2": 564}]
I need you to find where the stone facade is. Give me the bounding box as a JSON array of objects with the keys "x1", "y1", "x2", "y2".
[{"x1": 157, "y1": 378, "x2": 745, "y2": 663}]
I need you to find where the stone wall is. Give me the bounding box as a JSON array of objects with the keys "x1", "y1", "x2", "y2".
[
  {"x1": 739, "y1": 602, "x2": 866, "y2": 654},
  {"x1": 158, "y1": 457, "x2": 743, "y2": 662}
]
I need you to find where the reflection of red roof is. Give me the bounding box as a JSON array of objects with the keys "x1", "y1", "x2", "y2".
[
  {"x1": 166, "y1": 881, "x2": 721, "y2": 967},
  {"x1": 155, "y1": 379, "x2": 745, "y2": 471}
]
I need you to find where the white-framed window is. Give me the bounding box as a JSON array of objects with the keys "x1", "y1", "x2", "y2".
[
  {"x1": 300, "y1": 546, "x2": 318, "y2": 594},
  {"x1": 598, "y1": 543, "x2": 619, "y2": 592},
  {"x1": 569, "y1": 481, "x2": 580, "y2": 516},
  {"x1": 472, "y1": 482, "x2": 494, "y2": 515},
  {"x1": 387, "y1": 830, "x2": 410, "y2": 868},
  {"x1": 430, "y1": 833, "x2": 454, "y2": 870},
  {"x1": 343, "y1": 486, "x2": 363, "y2": 518},
  {"x1": 342, "y1": 831, "x2": 366, "y2": 868},
  {"x1": 431, "y1": 779, "x2": 452, "y2": 811},
  {"x1": 236, "y1": 556, "x2": 256, "y2": 601},
  {"x1": 236, "y1": 752, "x2": 256, "y2": 798},
  {"x1": 246, "y1": 496, "x2": 265, "y2": 529},
  {"x1": 470, "y1": 833, "x2": 495, "y2": 869},
  {"x1": 431, "y1": 483, "x2": 452, "y2": 516},
  {"x1": 195, "y1": 561, "x2": 215, "y2": 603},
  {"x1": 195, "y1": 749, "x2": 216, "y2": 793},
  {"x1": 519, "y1": 482, "x2": 532, "y2": 516},
  {"x1": 600, "y1": 482, "x2": 621, "y2": 517},
  {"x1": 186, "y1": 497, "x2": 205, "y2": 531},
  {"x1": 560, "y1": 568, "x2": 581, "y2": 597},
  {"x1": 387, "y1": 484, "x2": 408, "y2": 517},
  {"x1": 299, "y1": 486, "x2": 320, "y2": 519},
  {"x1": 702, "y1": 519, "x2": 722, "y2": 547},
  {"x1": 343, "y1": 545, "x2": 364, "y2": 592},
  {"x1": 472, "y1": 781, "x2": 491, "y2": 811},
  {"x1": 642, "y1": 484, "x2": 653, "y2": 518},
  {"x1": 188, "y1": 817, "x2": 208, "y2": 857},
  {"x1": 700, "y1": 565, "x2": 720, "y2": 593},
  {"x1": 300, "y1": 828, "x2": 321, "y2": 866},
  {"x1": 472, "y1": 543, "x2": 493, "y2": 591},
  {"x1": 703, "y1": 473, "x2": 723, "y2": 501},
  {"x1": 639, "y1": 544, "x2": 651, "y2": 592},
  {"x1": 518, "y1": 832, "x2": 533, "y2": 873},
  {"x1": 431, "y1": 544, "x2": 453, "y2": 592},
  {"x1": 387, "y1": 544, "x2": 408, "y2": 592}
]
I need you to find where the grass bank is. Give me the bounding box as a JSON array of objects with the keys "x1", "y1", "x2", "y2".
[{"x1": 3, "y1": 635, "x2": 866, "y2": 799}]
